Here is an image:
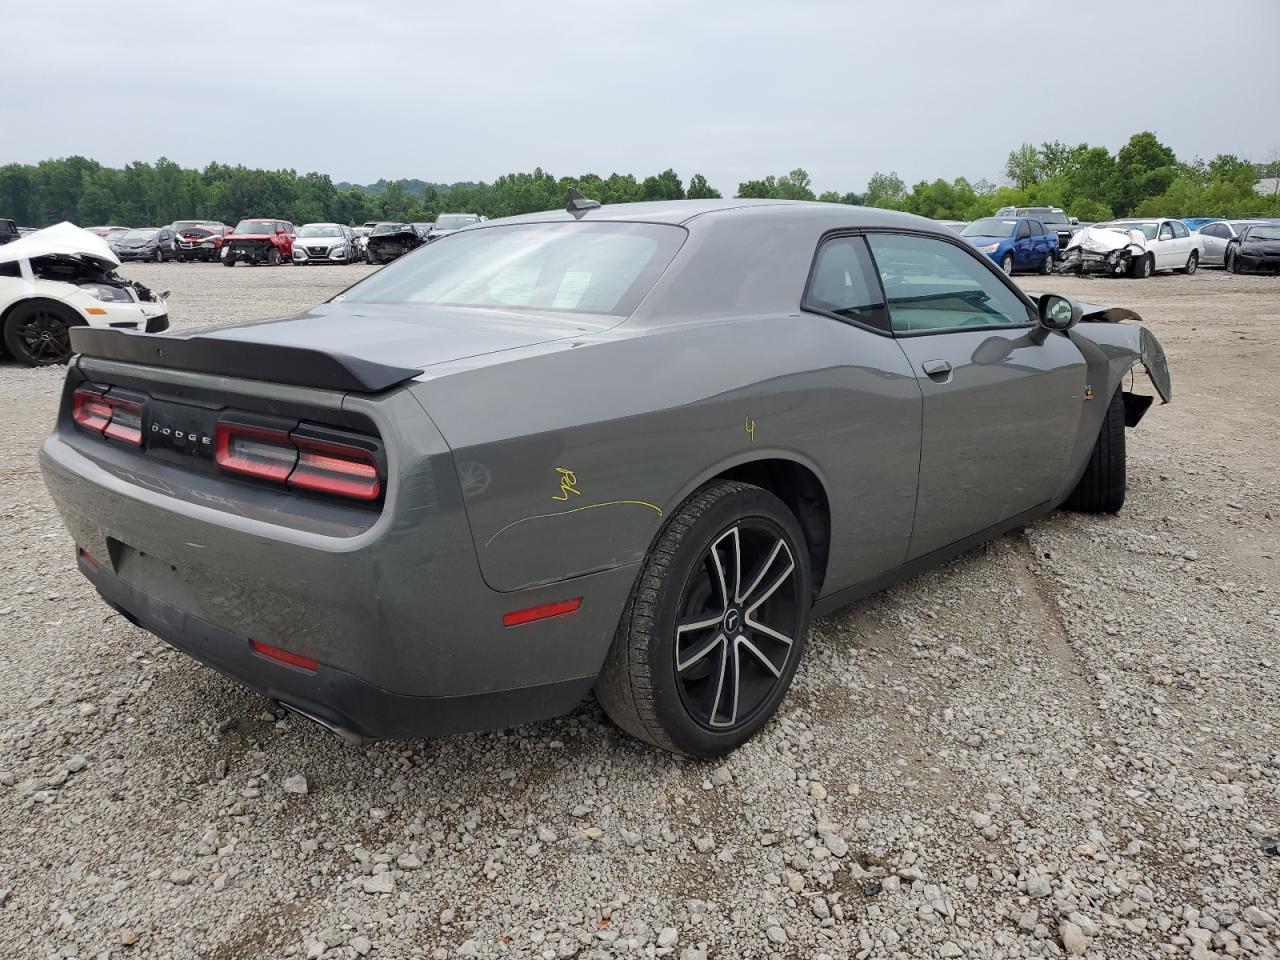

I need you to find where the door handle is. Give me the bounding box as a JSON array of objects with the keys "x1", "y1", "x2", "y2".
[{"x1": 922, "y1": 359, "x2": 952, "y2": 382}]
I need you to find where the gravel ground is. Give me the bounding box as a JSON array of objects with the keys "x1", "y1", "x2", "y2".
[{"x1": 1, "y1": 262, "x2": 1277, "y2": 960}]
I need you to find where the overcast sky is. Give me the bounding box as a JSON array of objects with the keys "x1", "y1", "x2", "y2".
[{"x1": 6, "y1": 1, "x2": 1279, "y2": 195}]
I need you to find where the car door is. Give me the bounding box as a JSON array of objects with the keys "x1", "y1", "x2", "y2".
[
  {"x1": 1154, "y1": 221, "x2": 1178, "y2": 268},
  {"x1": 865, "y1": 232, "x2": 1088, "y2": 559},
  {"x1": 1198, "y1": 223, "x2": 1227, "y2": 264},
  {"x1": 1013, "y1": 219, "x2": 1034, "y2": 269},
  {"x1": 1171, "y1": 220, "x2": 1196, "y2": 264},
  {"x1": 1028, "y1": 219, "x2": 1053, "y2": 266}
]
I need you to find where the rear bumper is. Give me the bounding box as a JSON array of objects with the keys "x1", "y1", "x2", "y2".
[{"x1": 86, "y1": 557, "x2": 593, "y2": 740}]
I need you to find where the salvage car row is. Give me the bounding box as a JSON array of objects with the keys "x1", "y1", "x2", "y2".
[
  {"x1": 79, "y1": 214, "x2": 489, "y2": 267},
  {"x1": 945, "y1": 209, "x2": 1280, "y2": 279}
]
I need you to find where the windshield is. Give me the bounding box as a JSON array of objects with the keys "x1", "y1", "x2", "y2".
[
  {"x1": 372, "y1": 223, "x2": 408, "y2": 236},
  {"x1": 1102, "y1": 221, "x2": 1158, "y2": 239},
  {"x1": 120, "y1": 229, "x2": 158, "y2": 242},
  {"x1": 962, "y1": 218, "x2": 1017, "y2": 238},
  {"x1": 1245, "y1": 225, "x2": 1280, "y2": 241},
  {"x1": 234, "y1": 220, "x2": 274, "y2": 234},
  {"x1": 171, "y1": 220, "x2": 209, "y2": 230},
  {"x1": 341, "y1": 222, "x2": 684, "y2": 317},
  {"x1": 1026, "y1": 209, "x2": 1068, "y2": 224},
  {"x1": 298, "y1": 224, "x2": 342, "y2": 238},
  {"x1": 434, "y1": 215, "x2": 479, "y2": 231}
]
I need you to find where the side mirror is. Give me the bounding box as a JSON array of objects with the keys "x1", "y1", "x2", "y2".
[
  {"x1": 1031, "y1": 293, "x2": 1082, "y2": 345},
  {"x1": 1069, "y1": 217, "x2": 1079, "y2": 225}
]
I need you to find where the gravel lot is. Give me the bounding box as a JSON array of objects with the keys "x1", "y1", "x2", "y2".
[{"x1": 1, "y1": 261, "x2": 1277, "y2": 960}]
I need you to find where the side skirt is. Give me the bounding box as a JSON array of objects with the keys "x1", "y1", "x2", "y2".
[{"x1": 811, "y1": 501, "x2": 1055, "y2": 618}]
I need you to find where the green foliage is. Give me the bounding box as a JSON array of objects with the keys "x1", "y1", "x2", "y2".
[
  {"x1": 5, "y1": 134, "x2": 1277, "y2": 230},
  {"x1": 0, "y1": 159, "x2": 725, "y2": 227}
]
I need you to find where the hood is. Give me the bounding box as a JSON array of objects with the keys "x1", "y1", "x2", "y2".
[
  {"x1": 297, "y1": 236, "x2": 344, "y2": 248},
  {"x1": 115, "y1": 236, "x2": 157, "y2": 248},
  {"x1": 1065, "y1": 226, "x2": 1147, "y2": 254},
  {"x1": 197, "y1": 301, "x2": 612, "y2": 372},
  {"x1": 227, "y1": 232, "x2": 275, "y2": 241},
  {"x1": 0, "y1": 221, "x2": 120, "y2": 270}
]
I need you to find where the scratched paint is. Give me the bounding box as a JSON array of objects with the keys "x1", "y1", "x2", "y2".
[{"x1": 485, "y1": 499, "x2": 664, "y2": 548}]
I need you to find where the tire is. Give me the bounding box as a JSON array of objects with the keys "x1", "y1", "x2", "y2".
[
  {"x1": 1182, "y1": 251, "x2": 1198, "y2": 275},
  {"x1": 1064, "y1": 387, "x2": 1126, "y2": 514},
  {"x1": 3, "y1": 300, "x2": 81, "y2": 366},
  {"x1": 1225, "y1": 250, "x2": 1237, "y2": 274},
  {"x1": 1000, "y1": 253, "x2": 1014, "y2": 275},
  {"x1": 267, "y1": 248, "x2": 281, "y2": 266},
  {"x1": 594, "y1": 480, "x2": 812, "y2": 757},
  {"x1": 153, "y1": 248, "x2": 163, "y2": 263},
  {"x1": 222, "y1": 257, "x2": 236, "y2": 267},
  {"x1": 1130, "y1": 253, "x2": 1153, "y2": 279},
  {"x1": 1038, "y1": 252, "x2": 1054, "y2": 275}
]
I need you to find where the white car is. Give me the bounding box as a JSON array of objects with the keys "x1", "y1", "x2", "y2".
[
  {"x1": 1194, "y1": 220, "x2": 1268, "y2": 267},
  {"x1": 1093, "y1": 218, "x2": 1204, "y2": 277},
  {"x1": 0, "y1": 222, "x2": 169, "y2": 366}
]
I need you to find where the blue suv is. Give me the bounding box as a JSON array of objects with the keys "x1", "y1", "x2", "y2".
[{"x1": 961, "y1": 216, "x2": 1058, "y2": 275}]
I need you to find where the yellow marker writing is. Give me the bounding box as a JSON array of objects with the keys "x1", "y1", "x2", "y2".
[
  {"x1": 745, "y1": 416, "x2": 756, "y2": 443},
  {"x1": 552, "y1": 466, "x2": 581, "y2": 502}
]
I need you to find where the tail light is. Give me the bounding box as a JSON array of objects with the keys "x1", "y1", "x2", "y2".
[
  {"x1": 71, "y1": 386, "x2": 143, "y2": 446},
  {"x1": 215, "y1": 421, "x2": 382, "y2": 501}
]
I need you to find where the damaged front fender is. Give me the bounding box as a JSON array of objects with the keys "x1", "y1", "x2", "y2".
[{"x1": 1070, "y1": 316, "x2": 1172, "y2": 405}]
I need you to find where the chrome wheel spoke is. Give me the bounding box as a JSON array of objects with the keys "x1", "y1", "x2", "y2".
[
  {"x1": 702, "y1": 640, "x2": 729, "y2": 724},
  {"x1": 737, "y1": 635, "x2": 784, "y2": 678},
  {"x1": 677, "y1": 632, "x2": 725, "y2": 673}
]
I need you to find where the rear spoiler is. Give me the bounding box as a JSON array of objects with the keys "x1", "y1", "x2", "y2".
[{"x1": 69, "y1": 328, "x2": 424, "y2": 393}]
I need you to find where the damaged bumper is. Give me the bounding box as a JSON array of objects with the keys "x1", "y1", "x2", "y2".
[{"x1": 1056, "y1": 246, "x2": 1132, "y2": 276}]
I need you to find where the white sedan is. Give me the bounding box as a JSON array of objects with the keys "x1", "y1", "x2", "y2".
[
  {"x1": 1095, "y1": 218, "x2": 1204, "y2": 277},
  {"x1": 0, "y1": 222, "x2": 169, "y2": 366}
]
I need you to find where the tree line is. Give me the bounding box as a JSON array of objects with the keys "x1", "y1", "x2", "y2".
[{"x1": 2, "y1": 131, "x2": 1276, "y2": 229}]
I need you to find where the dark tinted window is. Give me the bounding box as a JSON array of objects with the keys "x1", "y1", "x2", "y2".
[
  {"x1": 804, "y1": 235, "x2": 887, "y2": 332},
  {"x1": 1016, "y1": 221, "x2": 1032, "y2": 239},
  {"x1": 341, "y1": 221, "x2": 684, "y2": 317},
  {"x1": 866, "y1": 233, "x2": 1031, "y2": 334},
  {"x1": 1029, "y1": 220, "x2": 1043, "y2": 236}
]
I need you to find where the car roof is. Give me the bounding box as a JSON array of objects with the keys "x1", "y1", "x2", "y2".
[{"x1": 484, "y1": 198, "x2": 942, "y2": 232}]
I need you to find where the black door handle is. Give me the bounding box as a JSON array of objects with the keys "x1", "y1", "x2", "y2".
[{"x1": 922, "y1": 359, "x2": 952, "y2": 381}]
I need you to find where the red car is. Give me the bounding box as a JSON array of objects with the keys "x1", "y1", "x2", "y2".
[
  {"x1": 221, "y1": 218, "x2": 295, "y2": 267},
  {"x1": 174, "y1": 225, "x2": 231, "y2": 262}
]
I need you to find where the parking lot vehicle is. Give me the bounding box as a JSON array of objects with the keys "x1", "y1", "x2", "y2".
[
  {"x1": 1182, "y1": 217, "x2": 1223, "y2": 231},
  {"x1": 0, "y1": 222, "x2": 168, "y2": 366},
  {"x1": 170, "y1": 220, "x2": 230, "y2": 234},
  {"x1": 1059, "y1": 218, "x2": 1202, "y2": 278},
  {"x1": 428, "y1": 213, "x2": 485, "y2": 240},
  {"x1": 0, "y1": 218, "x2": 19, "y2": 246},
  {"x1": 961, "y1": 216, "x2": 1058, "y2": 275},
  {"x1": 174, "y1": 225, "x2": 231, "y2": 262},
  {"x1": 109, "y1": 227, "x2": 178, "y2": 262},
  {"x1": 40, "y1": 198, "x2": 1171, "y2": 756},
  {"x1": 365, "y1": 222, "x2": 428, "y2": 264},
  {"x1": 221, "y1": 219, "x2": 295, "y2": 266},
  {"x1": 352, "y1": 226, "x2": 373, "y2": 260},
  {"x1": 292, "y1": 223, "x2": 358, "y2": 265},
  {"x1": 1196, "y1": 219, "x2": 1267, "y2": 266},
  {"x1": 1224, "y1": 222, "x2": 1280, "y2": 274},
  {"x1": 995, "y1": 205, "x2": 1078, "y2": 248},
  {"x1": 933, "y1": 219, "x2": 968, "y2": 233}
]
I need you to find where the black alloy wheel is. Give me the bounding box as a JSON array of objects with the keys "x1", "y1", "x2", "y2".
[
  {"x1": 3, "y1": 302, "x2": 78, "y2": 366},
  {"x1": 673, "y1": 520, "x2": 803, "y2": 731},
  {"x1": 594, "y1": 480, "x2": 812, "y2": 756}
]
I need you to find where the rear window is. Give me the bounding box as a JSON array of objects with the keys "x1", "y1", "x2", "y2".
[{"x1": 341, "y1": 222, "x2": 685, "y2": 317}]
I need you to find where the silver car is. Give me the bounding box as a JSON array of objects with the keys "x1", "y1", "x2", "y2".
[
  {"x1": 41, "y1": 198, "x2": 1171, "y2": 757},
  {"x1": 292, "y1": 223, "x2": 358, "y2": 265},
  {"x1": 1195, "y1": 220, "x2": 1268, "y2": 267}
]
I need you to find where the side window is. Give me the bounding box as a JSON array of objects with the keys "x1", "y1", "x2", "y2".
[
  {"x1": 1172, "y1": 221, "x2": 1189, "y2": 238},
  {"x1": 1158, "y1": 222, "x2": 1174, "y2": 240},
  {"x1": 803, "y1": 235, "x2": 889, "y2": 332},
  {"x1": 866, "y1": 233, "x2": 1033, "y2": 335},
  {"x1": 1029, "y1": 220, "x2": 1043, "y2": 236},
  {"x1": 1201, "y1": 224, "x2": 1221, "y2": 239},
  {"x1": 1016, "y1": 221, "x2": 1032, "y2": 239}
]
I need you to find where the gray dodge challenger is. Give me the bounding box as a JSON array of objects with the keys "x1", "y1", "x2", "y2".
[{"x1": 40, "y1": 197, "x2": 1171, "y2": 757}]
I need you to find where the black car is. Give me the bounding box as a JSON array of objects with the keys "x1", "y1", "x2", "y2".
[
  {"x1": 1225, "y1": 223, "x2": 1280, "y2": 274},
  {"x1": 110, "y1": 227, "x2": 178, "y2": 262},
  {"x1": 0, "y1": 219, "x2": 19, "y2": 246},
  {"x1": 365, "y1": 222, "x2": 428, "y2": 265}
]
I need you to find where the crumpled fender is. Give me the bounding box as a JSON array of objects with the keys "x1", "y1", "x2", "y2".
[{"x1": 1069, "y1": 319, "x2": 1171, "y2": 404}]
